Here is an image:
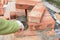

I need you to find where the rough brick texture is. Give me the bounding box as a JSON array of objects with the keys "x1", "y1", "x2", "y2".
[
  {"x1": 0, "y1": 8, "x2": 4, "y2": 15},
  {"x1": 28, "y1": 2, "x2": 55, "y2": 30}
]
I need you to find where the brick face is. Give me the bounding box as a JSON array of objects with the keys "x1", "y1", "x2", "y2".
[
  {"x1": 4, "y1": 0, "x2": 8, "y2": 5},
  {"x1": 0, "y1": 8, "x2": 4, "y2": 15},
  {"x1": 0, "y1": 4, "x2": 3, "y2": 8},
  {"x1": 28, "y1": 3, "x2": 45, "y2": 24},
  {"x1": 16, "y1": 4, "x2": 29, "y2": 9},
  {"x1": 0, "y1": 0, "x2": 8, "y2": 5},
  {"x1": 28, "y1": 2, "x2": 55, "y2": 30},
  {"x1": 28, "y1": 14, "x2": 55, "y2": 31},
  {"x1": 16, "y1": 0, "x2": 42, "y2": 9},
  {"x1": 0, "y1": 0, "x2": 4, "y2": 4}
]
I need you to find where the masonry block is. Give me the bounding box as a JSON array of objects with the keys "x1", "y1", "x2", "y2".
[
  {"x1": 28, "y1": 3, "x2": 45, "y2": 24},
  {"x1": 0, "y1": 3, "x2": 3, "y2": 8},
  {"x1": 16, "y1": 4, "x2": 29, "y2": 9},
  {"x1": 28, "y1": 3, "x2": 55, "y2": 30},
  {"x1": 4, "y1": 0, "x2": 8, "y2": 5},
  {"x1": 0, "y1": 8, "x2": 4, "y2": 16}
]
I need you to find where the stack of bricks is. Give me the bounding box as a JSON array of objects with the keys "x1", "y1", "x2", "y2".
[
  {"x1": 28, "y1": 2, "x2": 54, "y2": 30},
  {"x1": 0, "y1": 0, "x2": 4, "y2": 16},
  {"x1": 15, "y1": 0, "x2": 58, "y2": 39},
  {"x1": 28, "y1": 2, "x2": 55, "y2": 30},
  {"x1": 40, "y1": 9, "x2": 55, "y2": 30},
  {"x1": 0, "y1": 0, "x2": 8, "y2": 16}
]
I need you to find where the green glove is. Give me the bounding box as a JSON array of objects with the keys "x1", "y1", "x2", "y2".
[{"x1": 0, "y1": 18, "x2": 20, "y2": 35}]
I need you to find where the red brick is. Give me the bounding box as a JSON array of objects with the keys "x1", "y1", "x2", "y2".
[
  {"x1": 28, "y1": 6, "x2": 55, "y2": 30},
  {"x1": 16, "y1": 9, "x2": 25, "y2": 16},
  {"x1": 0, "y1": 3, "x2": 3, "y2": 8},
  {"x1": 41, "y1": 15, "x2": 55, "y2": 29},
  {"x1": 16, "y1": 4, "x2": 29, "y2": 9},
  {"x1": 0, "y1": 0, "x2": 4, "y2": 4},
  {"x1": 28, "y1": 3, "x2": 45, "y2": 23},
  {"x1": 28, "y1": 16, "x2": 41, "y2": 23},
  {"x1": 44, "y1": 9, "x2": 51, "y2": 16},
  {"x1": 0, "y1": 8, "x2": 4, "y2": 15},
  {"x1": 28, "y1": 22, "x2": 47, "y2": 30},
  {"x1": 0, "y1": 0, "x2": 8, "y2": 5},
  {"x1": 4, "y1": 0, "x2": 8, "y2": 5},
  {"x1": 28, "y1": 18, "x2": 55, "y2": 30},
  {"x1": 16, "y1": 0, "x2": 40, "y2": 6},
  {"x1": 16, "y1": 0, "x2": 42, "y2": 9}
]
